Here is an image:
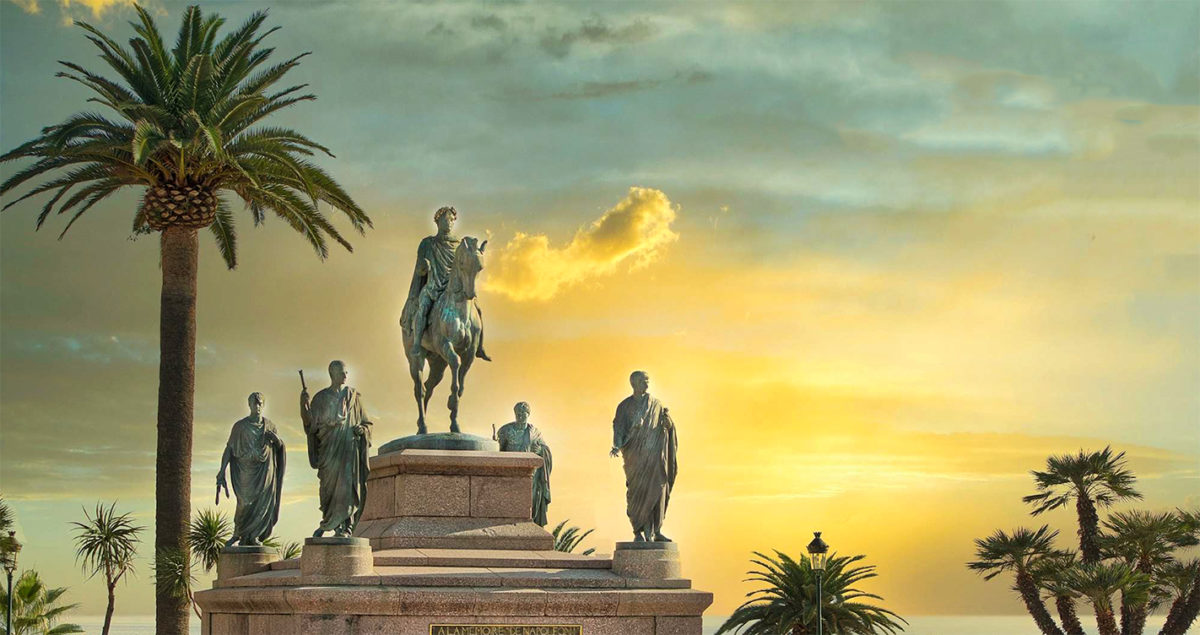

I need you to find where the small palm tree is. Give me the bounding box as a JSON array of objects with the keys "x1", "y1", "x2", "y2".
[
  {"x1": 1030, "y1": 552, "x2": 1086, "y2": 635},
  {"x1": 718, "y1": 550, "x2": 906, "y2": 635},
  {"x1": 1100, "y1": 510, "x2": 1186, "y2": 634},
  {"x1": 967, "y1": 526, "x2": 1065, "y2": 635},
  {"x1": 1063, "y1": 562, "x2": 1150, "y2": 635},
  {"x1": 187, "y1": 509, "x2": 231, "y2": 573},
  {"x1": 0, "y1": 495, "x2": 13, "y2": 534},
  {"x1": 0, "y1": 570, "x2": 83, "y2": 635},
  {"x1": 152, "y1": 548, "x2": 199, "y2": 620},
  {"x1": 70, "y1": 502, "x2": 144, "y2": 635},
  {"x1": 551, "y1": 520, "x2": 596, "y2": 556},
  {"x1": 1022, "y1": 447, "x2": 1141, "y2": 564},
  {"x1": 276, "y1": 541, "x2": 302, "y2": 560},
  {"x1": 0, "y1": 8, "x2": 369, "y2": 633}
]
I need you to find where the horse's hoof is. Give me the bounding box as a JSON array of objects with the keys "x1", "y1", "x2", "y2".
[
  {"x1": 417, "y1": 424, "x2": 428, "y2": 435},
  {"x1": 450, "y1": 424, "x2": 461, "y2": 434}
]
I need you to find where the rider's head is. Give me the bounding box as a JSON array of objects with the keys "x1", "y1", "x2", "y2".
[
  {"x1": 434, "y1": 206, "x2": 457, "y2": 234},
  {"x1": 514, "y1": 401, "x2": 531, "y2": 422}
]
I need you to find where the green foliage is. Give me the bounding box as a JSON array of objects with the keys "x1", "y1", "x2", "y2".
[
  {"x1": 1064, "y1": 562, "x2": 1151, "y2": 612},
  {"x1": 0, "y1": 3, "x2": 371, "y2": 268},
  {"x1": 151, "y1": 547, "x2": 199, "y2": 618},
  {"x1": 0, "y1": 494, "x2": 13, "y2": 534},
  {"x1": 0, "y1": 570, "x2": 84, "y2": 635},
  {"x1": 187, "y1": 508, "x2": 231, "y2": 573},
  {"x1": 550, "y1": 520, "x2": 596, "y2": 556},
  {"x1": 277, "y1": 541, "x2": 302, "y2": 560},
  {"x1": 70, "y1": 502, "x2": 144, "y2": 585},
  {"x1": 717, "y1": 550, "x2": 906, "y2": 635},
  {"x1": 1022, "y1": 446, "x2": 1141, "y2": 516},
  {"x1": 968, "y1": 526, "x2": 1060, "y2": 580}
]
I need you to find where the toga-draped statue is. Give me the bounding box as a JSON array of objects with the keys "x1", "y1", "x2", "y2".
[
  {"x1": 300, "y1": 360, "x2": 372, "y2": 538},
  {"x1": 495, "y1": 402, "x2": 552, "y2": 526},
  {"x1": 610, "y1": 370, "x2": 678, "y2": 542},
  {"x1": 216, "y1": 392, "x2": 285, "y2": 547}
]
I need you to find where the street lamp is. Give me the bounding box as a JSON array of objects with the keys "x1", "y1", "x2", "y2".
[
  {"x1": 807, "y1": 531, "x2": 829, "y2": 635},
  {"x1": 2, "y1": 531, "x2": 19, "y2": 635}
]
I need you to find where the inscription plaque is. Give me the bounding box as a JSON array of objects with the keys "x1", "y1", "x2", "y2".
[{"x1": 430, "y1": 626, "x2": 582, "y2": 635}]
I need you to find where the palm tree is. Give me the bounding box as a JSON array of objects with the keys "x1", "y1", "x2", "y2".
[
  {"x1": 1064, "y1": 563, "x2": 1151, "y2": 635},
  {"x1": 718, "y1": 550, "x2": 906, "y2": 635},
  {"x1": 1160, "y1": 508, "x2": 1200, "y2": 635},
  {"x1": 1023, "y1": 447, "x2": 1142, "y2": 564},
  {"x1": 967, "y1": 526, "x2": 1065, "y2": 635},
  {"x1": 70, "y1": 502, "x2": 144, "y2": 635},
  {"x1": 275, "y1": 541, "x2": 302, "y2": 561},
  {"x1": 0, "y1": 496, "x2": 12, "y2": 534},
  {"x1": 1030, "y1": 553, "x2": 1087, "y2": 635},
  {"x1": 0, "y1": 570, "x2": 83, "y2": 635},
  {"x1": 1101, "y1": 510, "x2": 1187, "y2": 635},
  {"x1": 551, "y1": 520, "x2": 596, "y2": 556},
  {"x1": 0, "y1": 7, "x2": 369, "y2": 633},
  {"x1": 187, "y1": 509, "x2": 231, "y2": 574}
]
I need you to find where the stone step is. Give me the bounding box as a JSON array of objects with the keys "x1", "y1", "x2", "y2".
[
  {"x1": 221, "y1": 565, "x2": 691, "y2": 590},
  {"x1": 268, "y1": 548, "x2": 612, "y2": 571}
]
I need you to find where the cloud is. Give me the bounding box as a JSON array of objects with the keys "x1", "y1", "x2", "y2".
[
  {"x1": 539, "y1": 15, "x2": 657, "y2": 58},
  {"x1": 59, "y1": 0, "x2": 137, "y2": 19},
  {"x1": 483, "y1": 187, "x2": 680, "y2": 301},
  {"x1": 542, "y1": 68, "x2": 713, "y2": 100},
  {"x1": 8, "y1": 0, "x2": 40, "y2": 14}
]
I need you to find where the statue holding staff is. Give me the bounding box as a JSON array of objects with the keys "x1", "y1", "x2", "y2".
[
  {"x1": 610, "y1": 370, "x2": 678, "y2": 542},
  {"x1": 495, "y1": 402, "x2": 552, "y2": 526},
  {"x1": 300, "y1": 361, "x2": 372, "y2": 538},
  {"x1": 216, "y1": 392, "x2": 286, "y2": 547}
]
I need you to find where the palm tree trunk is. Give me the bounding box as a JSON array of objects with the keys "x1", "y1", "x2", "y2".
[
  {"x1": 1160, "y1": 572, "x2": 1200, "y2": 635},
  {"x1": 1017, "y1": 570, "x2": 1067, "y2": 635},
  {"x1": 155, "y1": 227, "x2": 198, "y2": 635},
  {"x1": 1096, "y1": 606, "x2": 1120, "y2": 635},
  {"x1": 1076, "y1": 495, "x2": 1102, "y2": 564},
  {"x1": 1056, "y1": 596, "x2": 1086, "y2": 635},
  {"x1": 103, "y1": 580, "x2": 116, "y2": 635}
]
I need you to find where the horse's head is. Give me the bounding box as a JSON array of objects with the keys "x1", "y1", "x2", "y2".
[{"x1": 454, "y1": 236, "x2": 487, "y2": 300}]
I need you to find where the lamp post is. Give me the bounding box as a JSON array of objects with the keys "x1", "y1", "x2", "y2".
[
  {"x1": 807, "y1": 531, "x2": 829, "y2": 635},
  {"x1": 2, "y1": 530, "x2": 19, "y2": 635}
]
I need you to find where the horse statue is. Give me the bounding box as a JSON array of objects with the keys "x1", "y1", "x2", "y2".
[{"x1": 403, "y1": 236, "x2": 487, "y2": 434}]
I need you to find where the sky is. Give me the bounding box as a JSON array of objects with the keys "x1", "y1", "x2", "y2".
[{"x1": 1, "y1": 0, "x2": 1198, "y2": 621}]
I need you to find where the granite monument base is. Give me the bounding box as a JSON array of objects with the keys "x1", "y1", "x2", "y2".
[{"x1": 196, "y1": 448, "x2": 711, "y2": 634}]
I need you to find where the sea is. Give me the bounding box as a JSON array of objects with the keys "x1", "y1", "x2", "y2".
[{"x1": 72, "y1": 615, "x2": 1175, "y2": 634}]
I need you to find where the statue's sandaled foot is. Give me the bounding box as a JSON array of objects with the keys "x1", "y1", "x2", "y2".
[
  {"x1": 312, "y1": 528, "x2": 324, "y2": 538},
  {"x1": 225, "y1": 537, "x2": 239, "y2": 548},
  {"x1": 653, "y1": 532, "x2": 673, "y2": 543},
  {"x1": 244, "y1": 537, "x2": 261, "y2": 546},
  {"x1": 633, "y1": 532, "x2": 646, "y2": 542}
]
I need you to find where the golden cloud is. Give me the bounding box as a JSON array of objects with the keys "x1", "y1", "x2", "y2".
[
  {"x1": 483, "y1": 186, "x2": 680, "y2": 301},
  {"x1": 59, "y1": 0, "x2": 136, "y2": 19},
  {"x1": 9, "y1": 0, "x2": 40, "y2": 13}
]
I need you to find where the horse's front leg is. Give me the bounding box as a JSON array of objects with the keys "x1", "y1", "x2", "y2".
[
  {"x1": 441, "y1": 341, "x2": 462, "y2": 433},
  {"x1": 407, "y1": 338, "x2": 428, "y2": 435}
]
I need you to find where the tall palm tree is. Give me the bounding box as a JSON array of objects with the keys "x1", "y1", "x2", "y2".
[
  {"x1": 718, "y1": 551, "x2": 906, "y2": 635},
  {"x1": 1101, "y1": 510, "x2": 1187, "y2": 635},
  {"x1": 0, "y1": 495, "x2": 12, "y2": 534},
  {"x1": 968, "y1": 526, "x2": 1065, "y2": 635},
  {"x1": 1023, "y1": 447, "x2": 1142, "y2": 564},
  {"x1": 1064, "y1": 563, "x2": 1151, "y2": 635},
  {"x1": 1030, "y1": 552, "x2": 1087, "y2": 635},
  {"x1": 1160, "y1": 508, "x2": 1200, "y2": 635},
  {"x1": 0, "y1": 6, "x2": 369, "y2": 633},
  {"x1": 0, "y1": 570, "x2": 83, "y2": 635},
  {"x1": 187, "y1": 509, "x2": 231, "y2": 574},
  {"x1": 70, "y1": 502, "x2": 144, "y2": 635}
]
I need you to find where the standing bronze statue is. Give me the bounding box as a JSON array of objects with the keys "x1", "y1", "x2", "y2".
[
  {"x1": 400, "y1": 206, "x2": 491, "y2": 434},
  {"x1": 216, "y1": 392, "x2": 286, "y2": 547},
  {"x1": 610, "y1": 371, "x2": 678, "y2": 542},
  {"x1": 300, "y1": 361, "x2": 372, "y2": 538},
  {"x1": 495, "y1": 402, "x2": 552, "y2": 526}
]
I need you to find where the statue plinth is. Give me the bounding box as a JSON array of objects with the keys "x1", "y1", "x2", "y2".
[
  {"x1": 378, "y1": 431, "x2": 498, "y2": 453},
  {"x1": 216, "y1": 546, "x2": 277, "y2": 581},
  {"x1": 355, "y1": 449, "x2": 552, "y2": 551},
  {"x1": 613, "y1": 542, "x2": 683, "y2": 580},
  {"x1": 300, "y1": 537, "x2": 373, "y2": 580}
]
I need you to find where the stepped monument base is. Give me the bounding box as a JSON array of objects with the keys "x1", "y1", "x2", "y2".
[{"x1": 195, "y1": 446, "x2": 712, "y2": 634}]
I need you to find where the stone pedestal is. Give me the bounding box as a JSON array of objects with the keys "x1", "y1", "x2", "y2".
[
  {"x1": 216, "y1": 546, "x2": 277, "y2": 581},
  {"x1": 300, "y1": 537, "x2": 373, "y2": 580},
  {"x1": 197, "y1": 448, "x2": 711, "y2": 634},
  {"x1": 354, "y1": 449, "x2": 554, "y2": 551},
  {"x1": 613, "y1": 542, "x2": 683, "y2": 580}
]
